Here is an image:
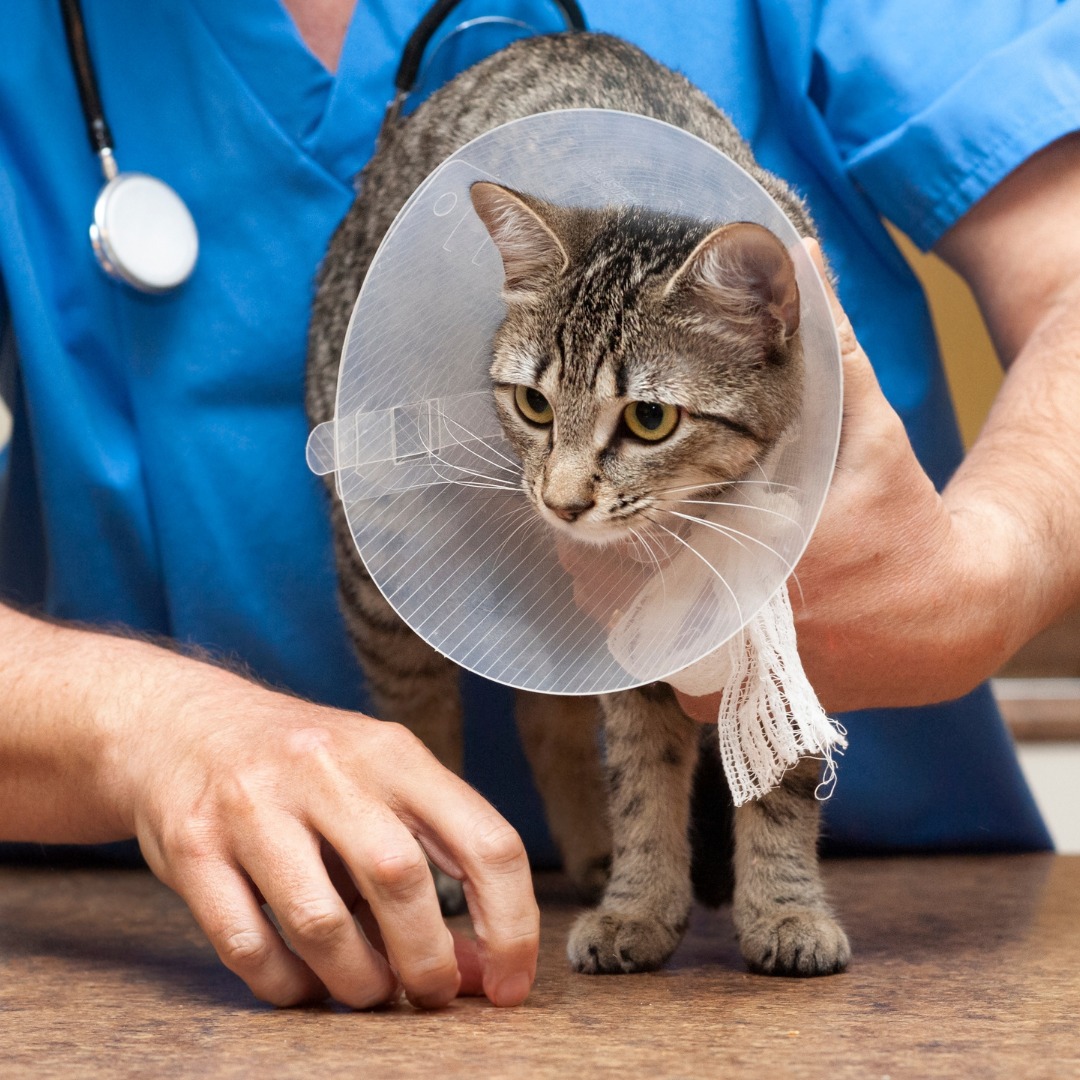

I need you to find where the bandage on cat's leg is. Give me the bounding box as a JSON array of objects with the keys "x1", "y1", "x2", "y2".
[
  {"x1": 731, "y1": 757, "x2": 850, "y2": 976},
  {"x1": 567, "y1": 684, "x2": 698, "y2": 974}
]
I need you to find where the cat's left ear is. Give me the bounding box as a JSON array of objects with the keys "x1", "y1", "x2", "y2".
[
  {"x1": 665, "y1": 222, "x2": 800, "y2": 340},
  {"x1": 470, "y1": 182, "x2": 569, "y2": 302}
]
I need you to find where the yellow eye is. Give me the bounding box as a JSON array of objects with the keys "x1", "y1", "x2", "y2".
[
  {"x1": 514, "y1": 385, "x2": 554, "y2": 425},
  {"x1": 623, "y1": 401, "x2": 679, "y2": 441}
]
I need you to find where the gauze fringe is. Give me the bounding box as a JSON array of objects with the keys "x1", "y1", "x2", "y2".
[{"x1": 668, "y1": 583, "x2": 846, "y2": 806}]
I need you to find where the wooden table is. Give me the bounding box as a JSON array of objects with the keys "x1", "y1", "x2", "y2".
[{"x1": 1, "y1": 856, "x2": 1077, "y2": 1079}]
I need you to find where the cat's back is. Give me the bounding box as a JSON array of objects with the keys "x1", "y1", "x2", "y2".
[
  {"x1": 383, "y1": 33, "x2": 751, "y2": 176},
  {"x1": 361, "y1": 32, "x2": 807, "y2": 232}
]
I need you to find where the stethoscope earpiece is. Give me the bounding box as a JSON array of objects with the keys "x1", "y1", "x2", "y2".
[{"x1": 60, "y1": 0, "x2": 199, "y2": 294}]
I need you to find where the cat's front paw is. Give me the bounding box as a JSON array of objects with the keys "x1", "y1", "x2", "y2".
[
  {"x1": 567, "y1": 909, "x2": 685, "y2": 974},
  {"x1": 738, "y1": 908, "x2": 850, "y2": 977}
]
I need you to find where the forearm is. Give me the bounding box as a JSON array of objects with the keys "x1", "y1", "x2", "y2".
[
  {"x1": 943, "y1": 276, "x2": 1080, "y2": 650},
  {"x1": 0, "y1": 602, "x2": 227, "y2": 842},
  {"x1": 936, "y1": 133, "x2": 1080, "y2": 655}
]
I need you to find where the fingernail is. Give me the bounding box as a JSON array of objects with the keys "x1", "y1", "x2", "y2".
[
  {"x1": 492, "y1": 972, "x2": 531, "y2": 1007},
  {"x1": 412, "y1": 988, "x2": 456, "y2": 1010}
]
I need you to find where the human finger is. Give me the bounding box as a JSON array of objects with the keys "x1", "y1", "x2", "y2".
[
  {"x1": 397, "y1": 772, "x2": 539, "y2": 1007},
  {"x1": 803, "y1": 238, "x2": 896, "y2": 420},
  {"x1": 330, "y1": 806, "x2": 463, "y2": 1009},
  {"x1": 239, "y1": 823, "x2": 400, "y2": 1010},
  {"x1": 451, "y1": 930, "x2": 486, "y2": 996},
  {"x1": 177, "y1": 858, "x2": 329, "y2": 1007}
]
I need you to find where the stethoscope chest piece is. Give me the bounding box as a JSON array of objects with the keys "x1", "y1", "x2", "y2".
[{"x1": 90, "y1": 172, "x2": 199, "y2": 293}]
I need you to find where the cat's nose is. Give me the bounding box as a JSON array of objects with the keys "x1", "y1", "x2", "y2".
[{"x1": 544, "y1": 496, "x2": 595, "y2": 522}]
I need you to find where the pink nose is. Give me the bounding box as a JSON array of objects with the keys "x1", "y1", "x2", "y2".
[{"x1": 544, "y1": 497, "x2": 595, "y2": 522}]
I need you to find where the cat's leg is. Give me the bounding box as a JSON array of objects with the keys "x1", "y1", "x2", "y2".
[
  {"x1": 732, "y1": 756, "x2": 850, "y2": 976},
  {"x1": 567, "y1": 684, "x2": 698, "y2": 974},
  {"x1": 336, "y1": 541, "x2": 467, "y2": 915},
  {"x1": 514, "y1": 691, "x2": 611, "y2": 903}
]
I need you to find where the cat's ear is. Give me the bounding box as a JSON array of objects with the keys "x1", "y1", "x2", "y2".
[
  {"x1": 470, "y1": 182, "x2": 569, "y2": 301},
  {"x1": 665, "y1": 222, "x2": 800, "y2": 340}
]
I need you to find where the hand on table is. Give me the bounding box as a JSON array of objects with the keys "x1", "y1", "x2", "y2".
[{"x1": 117, "y1": 664, "x2": 539, "y2": 1010}]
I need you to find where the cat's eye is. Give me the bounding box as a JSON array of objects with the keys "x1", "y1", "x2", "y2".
[
  {"x1": 514, "y1": 385, "x2": 554, "y2": 425},
  {"x1": 623, "y1": 401, "x2": 679, "y2": 441}
]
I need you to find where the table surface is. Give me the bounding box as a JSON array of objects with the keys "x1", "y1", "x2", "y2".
[{"x1": 1, "y1": 855, "x2": 1078, "y2": 1079}]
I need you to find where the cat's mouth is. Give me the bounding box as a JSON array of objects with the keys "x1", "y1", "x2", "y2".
[
  {"x1": 531, "y1": 498, "x2": 688, "y2": 561},
  {"x1": 534, "y1": 503, "x2": 617, "y2": 545}
]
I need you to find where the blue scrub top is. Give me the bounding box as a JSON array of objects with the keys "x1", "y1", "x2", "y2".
[{"x1": 3, "y1": 0, "x2": 1077, "y2": 858}]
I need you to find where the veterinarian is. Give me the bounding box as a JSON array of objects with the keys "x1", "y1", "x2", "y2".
[{"x1": 1, "y1": 0, "x2": 1077, "y2": 1010}]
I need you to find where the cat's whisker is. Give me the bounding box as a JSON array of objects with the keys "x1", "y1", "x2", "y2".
[
  {"x1": 665, "y1": 497, "x2": 806, "y2": 534},
  {"x1": 424, "y1": 451, "x2": 524, "y2": 491},
  {"x1": 657, "y1": 507, "x2": 793, "y2": 568},
  {"x1": 424, "y1": 431, "x2": 523, "y2": 488},
  {"x1": 437, "y1": 445, "x2": 522, "y2": 482},
  {"x1": 435, "y1": 478, "x2": 522, "y2": 492},
  {"x1": 489, "y1": 507, "x2": 542, "y2": 575},
  {"x1": 427, "y1": 473, "x2": 522, "y2": 493},
  {"x1": 649, "y1": 520, "x2": 744, "y2": 630},
  {"x1": 434, "y1": 407, "x2": 525, "y2": 474},
  {"x1": 428, "y1": 447, "x2": 521, "y2": 482},
  {"x1": 644, "y1": 506, "x2": 750, "y2": 556},
  {"x1": 653, "y1": 478, "x2": 799, "y2": 498}
]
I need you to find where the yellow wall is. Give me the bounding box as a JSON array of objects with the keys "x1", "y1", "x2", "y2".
[{"x1": 886, "y1": 224, "x2": 1002, "y2": 448}]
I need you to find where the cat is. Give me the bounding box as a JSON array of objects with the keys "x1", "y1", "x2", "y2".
[{"x1": 306, "y1": 31, "x2": 849, "y2": 977}]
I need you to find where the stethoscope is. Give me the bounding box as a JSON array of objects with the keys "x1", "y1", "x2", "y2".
[
  {"x1": 61, "y1": 0, "x2": 586, "y2": 295},
  {"x1": 60, "y1": 0, "x2": 198, "y2": 294}
]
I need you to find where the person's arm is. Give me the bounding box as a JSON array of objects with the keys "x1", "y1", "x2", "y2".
[
  {"x1": 0, "y1": 601, "x2": 538, "y2": 1009},
  {"x1": 678, "y1": 133, "x2": 1080, "y2": 719}
]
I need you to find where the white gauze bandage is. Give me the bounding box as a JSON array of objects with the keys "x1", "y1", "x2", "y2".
[{"x1": 667, "y1": 583, "x2": 846, "y2": 806}]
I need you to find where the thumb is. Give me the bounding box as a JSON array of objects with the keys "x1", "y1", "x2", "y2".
[{"x1": 802, "y1": 237, "x2": 906, "y2": 462}]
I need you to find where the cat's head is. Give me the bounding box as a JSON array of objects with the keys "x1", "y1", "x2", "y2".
[{"x1": 470, "y1": 181, "x2": 803, "y2": 544}]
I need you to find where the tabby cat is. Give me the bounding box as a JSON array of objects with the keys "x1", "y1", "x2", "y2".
[{"x1": 307, "y1": 31, "x2": 849, "y2": 977}]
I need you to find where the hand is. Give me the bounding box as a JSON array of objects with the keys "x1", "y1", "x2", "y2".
[
  {"x1": 677, "y1": 240, "x2": 1028, "y2": 720},
  {"x1": 116, "y1": 662, "x2": 539, "y2": 1010},
  {"x1": 786, "y1": 240, "x2": 1032, "y2": 711}
]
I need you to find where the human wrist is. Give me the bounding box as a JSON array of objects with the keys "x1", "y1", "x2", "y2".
[
  {"x1": 0, "y1": 606, "x2": 259, "y2": 845},
  {"x1": 96, "y1": 636, "x2": 274, "y2": 840},
  {"x1": 948, "y1": 470, "x2": 1080, "y2": 667},
  {"x1": 939, "y1": 491, "x2": 1043, "y2": 687}
]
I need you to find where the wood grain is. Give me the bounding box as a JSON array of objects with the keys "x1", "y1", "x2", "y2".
[{"x1": 1, "y1": 857, "x2": 1077, "y2": 1079}]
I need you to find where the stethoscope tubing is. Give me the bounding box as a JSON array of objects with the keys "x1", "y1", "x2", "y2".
[
  {"x1": 57, "y1": 0, "x2": 587, "y2": 292},
  {"x1": 58, "y1": 0, "x2": 114, "y2": 167}
]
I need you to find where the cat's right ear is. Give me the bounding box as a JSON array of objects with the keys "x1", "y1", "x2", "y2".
[
  {"x1": 664, "y1": 222, "x2": 801, "y2": 342},
  {"x1": 470, "y1": 182, "x2": 569, "y2": 302}
]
